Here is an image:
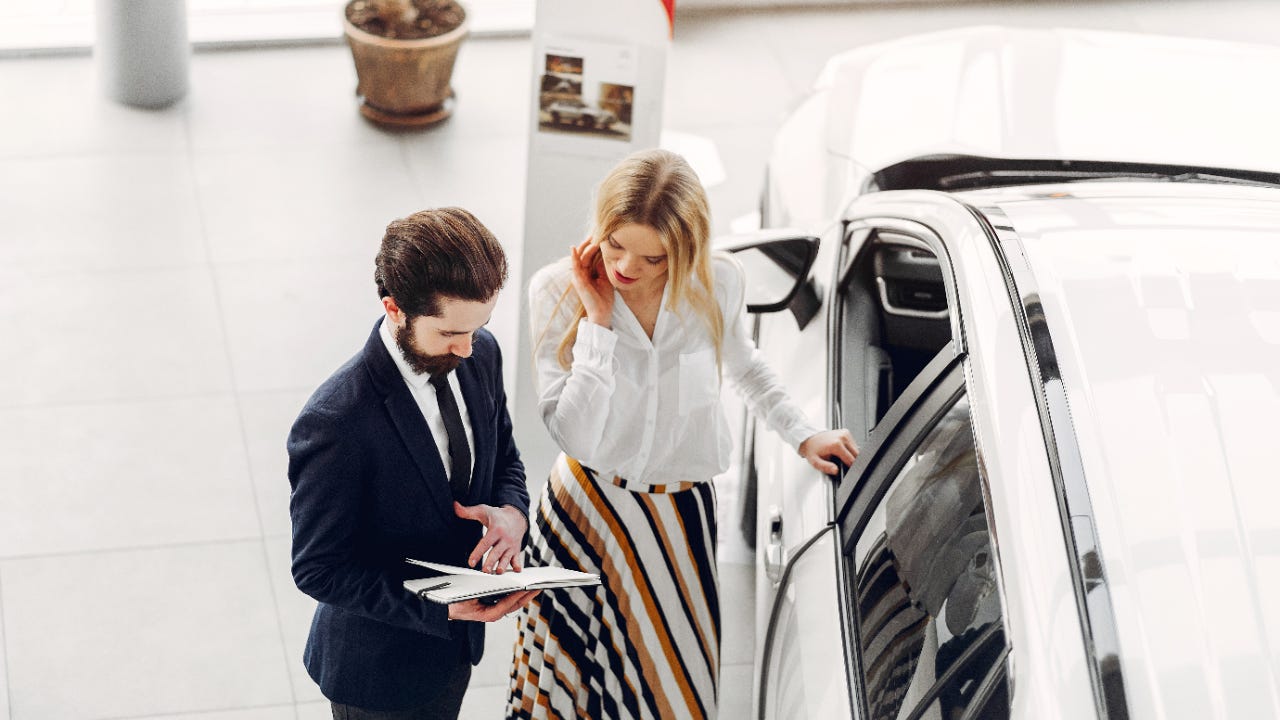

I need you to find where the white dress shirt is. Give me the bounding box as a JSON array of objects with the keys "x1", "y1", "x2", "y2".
[
  {"x1": 379, "y1": 318, "x2": 474, "y2": 481},
  {"x1": 528, "y1": 253, "x2": 820, "y2": 486}
]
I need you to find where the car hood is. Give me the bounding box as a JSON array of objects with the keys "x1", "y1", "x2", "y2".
[
  {"x1": 991, "y1": 182, "x2": 1280, "y2": 718},
  {"x1": 817, "y1": 26, "x2": 1280, "y2": 178}
]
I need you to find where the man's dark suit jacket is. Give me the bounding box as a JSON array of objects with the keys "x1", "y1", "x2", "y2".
[{"x1": 288, "y1": 318, "x2": 528, "y2": 711}]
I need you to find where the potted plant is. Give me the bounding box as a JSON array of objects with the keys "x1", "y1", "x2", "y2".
[{"x1": 343, "y1": 0, "x2": 468, "y2": 127}]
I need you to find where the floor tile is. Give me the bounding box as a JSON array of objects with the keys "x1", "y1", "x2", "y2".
[
  {"x1": 722, "y1": 662, "x2": 754, "y2": 719},
  {"x1": 264, "y1": 536, "x2": 324, "y2": 704},
  {"x1": 720, "y1": 560, "x2": 756, "y2": 667},
  {"x1": 489, "y1": 279, "x2": 524, "y2": 396},
  {"x1": 239, "y1": 390, "x2": 314, "y2": 539},
  {"x1": 193, "y1": 143, "x2": 422, "y2": 265},
  {"x1": 2, "y1": 541, "x2": 292, "y2": 719},
  {"x1": 0, "y1": 266, "x2": 234, "y2": 408},
  {"x1": 296, "y1": 700, "x2": 333, "y2": 720},
  {"x1": 136, "y1": 706, "x2": 297, "y2": 720},
  {"x1": 185, "y1": 45, "x2": 391, "y2": 153},
  {"x1": 400, "y1": 133, "x2": 528, "y2": 245},
  {"x1": 0, "y1": 396, "x2": 259, "y2": 558},
  {"x1": 422, "y1": 35, "x2": 533, "y2": 142},
  {"x1": 472, "y1": 612, "x2": 521, "y2": 688},
  {"x1": 399, "y1": 132, "x2": 528, "y2": 366},
  {"x1": 0, "y1": 55, "x2": 188, "y2": 160},
  {"x1": 0, "y1": 153, "x2": 205, "y2": 277},
  {"x1": 459, "y1": 683, "x2": 508, "y2": 720},
  {"x1": 215, "y1": 256, "x2": 384, "y2": 394}
]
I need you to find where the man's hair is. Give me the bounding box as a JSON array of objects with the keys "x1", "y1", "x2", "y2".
[{"x1": 374, "y1": 207, "x2": 509, "y2": 318}]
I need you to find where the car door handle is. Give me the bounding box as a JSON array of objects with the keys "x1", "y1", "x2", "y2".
[{"x1": 765, "y1": 507, "x2": 785, "y2": 585}]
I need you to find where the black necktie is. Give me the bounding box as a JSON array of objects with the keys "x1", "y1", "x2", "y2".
[{"x1": 429, "y1": 373, "x2": 471, "y2": 501}]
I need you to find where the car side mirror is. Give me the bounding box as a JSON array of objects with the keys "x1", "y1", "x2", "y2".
[{"x1": 717, "y1": 230, "x2": 821, "y2": 329}]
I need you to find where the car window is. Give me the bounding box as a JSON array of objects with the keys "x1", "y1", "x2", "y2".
[
  {"x1": 760, "y1": 528, "x2": 854, "y2": 720},
  {"x1": 837, "y1": 228, "x2": 952, "y2": 440},
  {"x1": 848, "y1": 395, "x2": 1009, "y2": 720}
]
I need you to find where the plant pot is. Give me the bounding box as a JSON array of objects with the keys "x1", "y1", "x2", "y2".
[{"x1": 342, "y1": 12, "x2": 468, "y2": 127}]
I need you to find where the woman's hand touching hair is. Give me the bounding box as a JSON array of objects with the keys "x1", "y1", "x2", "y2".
[{"x1": 570, "y1": 237, "x2": 615, "y2": 329}]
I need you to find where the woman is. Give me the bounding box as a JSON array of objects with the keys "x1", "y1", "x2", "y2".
[{"x1": 507, "y1": 148, "x2": 857, "y2": 719}]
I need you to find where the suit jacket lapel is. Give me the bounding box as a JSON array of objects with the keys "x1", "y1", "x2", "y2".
[{"x1": 362, "y1": 319, "x2": 456, "y2": 520}]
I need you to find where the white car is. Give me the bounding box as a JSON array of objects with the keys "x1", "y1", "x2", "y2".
[
  {"x1": 724, "y1": 26, "x2": 1280, "y2": 720},
  {"x1": 547, "y1": 98, "x2": 617, "y2": 129}
]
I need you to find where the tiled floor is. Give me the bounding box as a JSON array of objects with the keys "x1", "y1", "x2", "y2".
[{"x1": 2, "y1": 1, "x2": 1277, "y2": 718}]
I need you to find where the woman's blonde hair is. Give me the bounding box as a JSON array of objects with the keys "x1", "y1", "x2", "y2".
[{"x1": 544, "y1": 148, "x2": 723, "y2": 370}]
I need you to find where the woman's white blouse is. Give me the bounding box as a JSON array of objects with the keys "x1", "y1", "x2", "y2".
[{"x1": 528, "y1": 253, "x2": 820, "y2": 486}]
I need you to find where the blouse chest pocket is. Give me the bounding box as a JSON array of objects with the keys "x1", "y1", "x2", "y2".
[{"x1": 678, "y1": 349, "x2": 720, "y2": 415}]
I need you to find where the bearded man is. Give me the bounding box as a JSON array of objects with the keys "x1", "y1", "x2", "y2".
[{"x1": 287, "y1": 207, "x2": 533, "y2": 719}]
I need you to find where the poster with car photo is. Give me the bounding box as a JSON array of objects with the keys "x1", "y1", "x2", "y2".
[{"x1": 536, "y1": 37, "x2": 637, "y2": 151}]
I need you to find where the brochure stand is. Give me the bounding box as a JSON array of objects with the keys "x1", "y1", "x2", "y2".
[{"x1": 514, "y1": 0, "x2": 674, "y2": 485}]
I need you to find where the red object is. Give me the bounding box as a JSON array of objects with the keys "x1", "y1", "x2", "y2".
[{"x1": 660, "y1": 0, "x2": 675, "y2": 37}]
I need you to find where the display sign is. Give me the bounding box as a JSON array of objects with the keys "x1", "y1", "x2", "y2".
[
  {"x1": 514, "y1": 0, "x2": 674, "y2": 488},
  {"x1": 534, "y1": 36, "x2": 640, "y2": 153}
]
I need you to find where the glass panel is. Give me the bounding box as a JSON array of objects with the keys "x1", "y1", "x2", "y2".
[
  {"x1": 850, "y1": 396, "x2": 1009, "y2": 720},
  {"x1": 762, "y1": 529, "x2": 854, "y2": 720}
]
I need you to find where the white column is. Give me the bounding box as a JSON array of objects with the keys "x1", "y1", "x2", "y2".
[
  {"x1": 514, "y1": 0, "x2": 672, "y2": 491},
  {"x1": 95, "y1": 0, "x2": 190, "y2": 108}
]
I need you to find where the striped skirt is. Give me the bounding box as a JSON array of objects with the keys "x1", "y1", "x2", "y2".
[{"x1": 506, "y1": 454, "x2": 721, "y2": 720}]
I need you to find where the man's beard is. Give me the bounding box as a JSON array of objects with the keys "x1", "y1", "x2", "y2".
[{"x1": 395, "y1": 322, "x2": 462, "y2": 377}]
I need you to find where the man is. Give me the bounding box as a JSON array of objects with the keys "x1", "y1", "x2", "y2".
[{"x1": 288, "y1": 208, "x2": 535, "y2": 718}]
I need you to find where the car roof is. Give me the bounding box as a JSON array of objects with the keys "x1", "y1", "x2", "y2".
[
  {"x1": 818, "y1": 26, "x2": 1280, "y2": 178},
  {"x1": 963, "y1": 180, "x2": 1280, "y2": 715}
]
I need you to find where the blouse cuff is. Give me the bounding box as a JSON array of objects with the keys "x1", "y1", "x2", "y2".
[
  {"x1": 779, "y1": 413, "x2": 823, "y2": 452},
  {"x1": 572, "y1": 318, "x2": 618, "y2": 365}
]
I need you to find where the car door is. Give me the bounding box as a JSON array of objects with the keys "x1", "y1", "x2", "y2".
[
  {"x1": 831, "y1": 219, "x2": 1011, "y2": 720},
  {"x1": 754, "y1": 218, "x2": 1013, "y2": 719},
  {"x1": 720, "y1": 227, "x2": 849, "y2": 719},
  {"x1": 725, "y1": 224, "x2": 844, "y2": 670},
  {"x1": 757, "y1": 523, "x2": 854, "y2": 720}
]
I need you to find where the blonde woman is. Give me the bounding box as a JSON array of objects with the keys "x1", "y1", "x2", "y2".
[{"x1": 507, "y1": 149, "x2": 857, "y2": 719}]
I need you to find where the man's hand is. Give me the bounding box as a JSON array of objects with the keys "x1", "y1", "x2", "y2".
[
  {"x1": 799, "y1": 429, "x2": 860, "y2": 476},
  {"x1": 454, "y1": 501, "x2": 529, "y2": 573},
  {"x1": 447, "y1": 590, "x2": 539, "y2": 622}
]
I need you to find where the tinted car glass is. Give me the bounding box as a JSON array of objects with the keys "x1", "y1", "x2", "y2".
[{"x1": 849, "y1": 396, "x2": 1009, "y2": 720}]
